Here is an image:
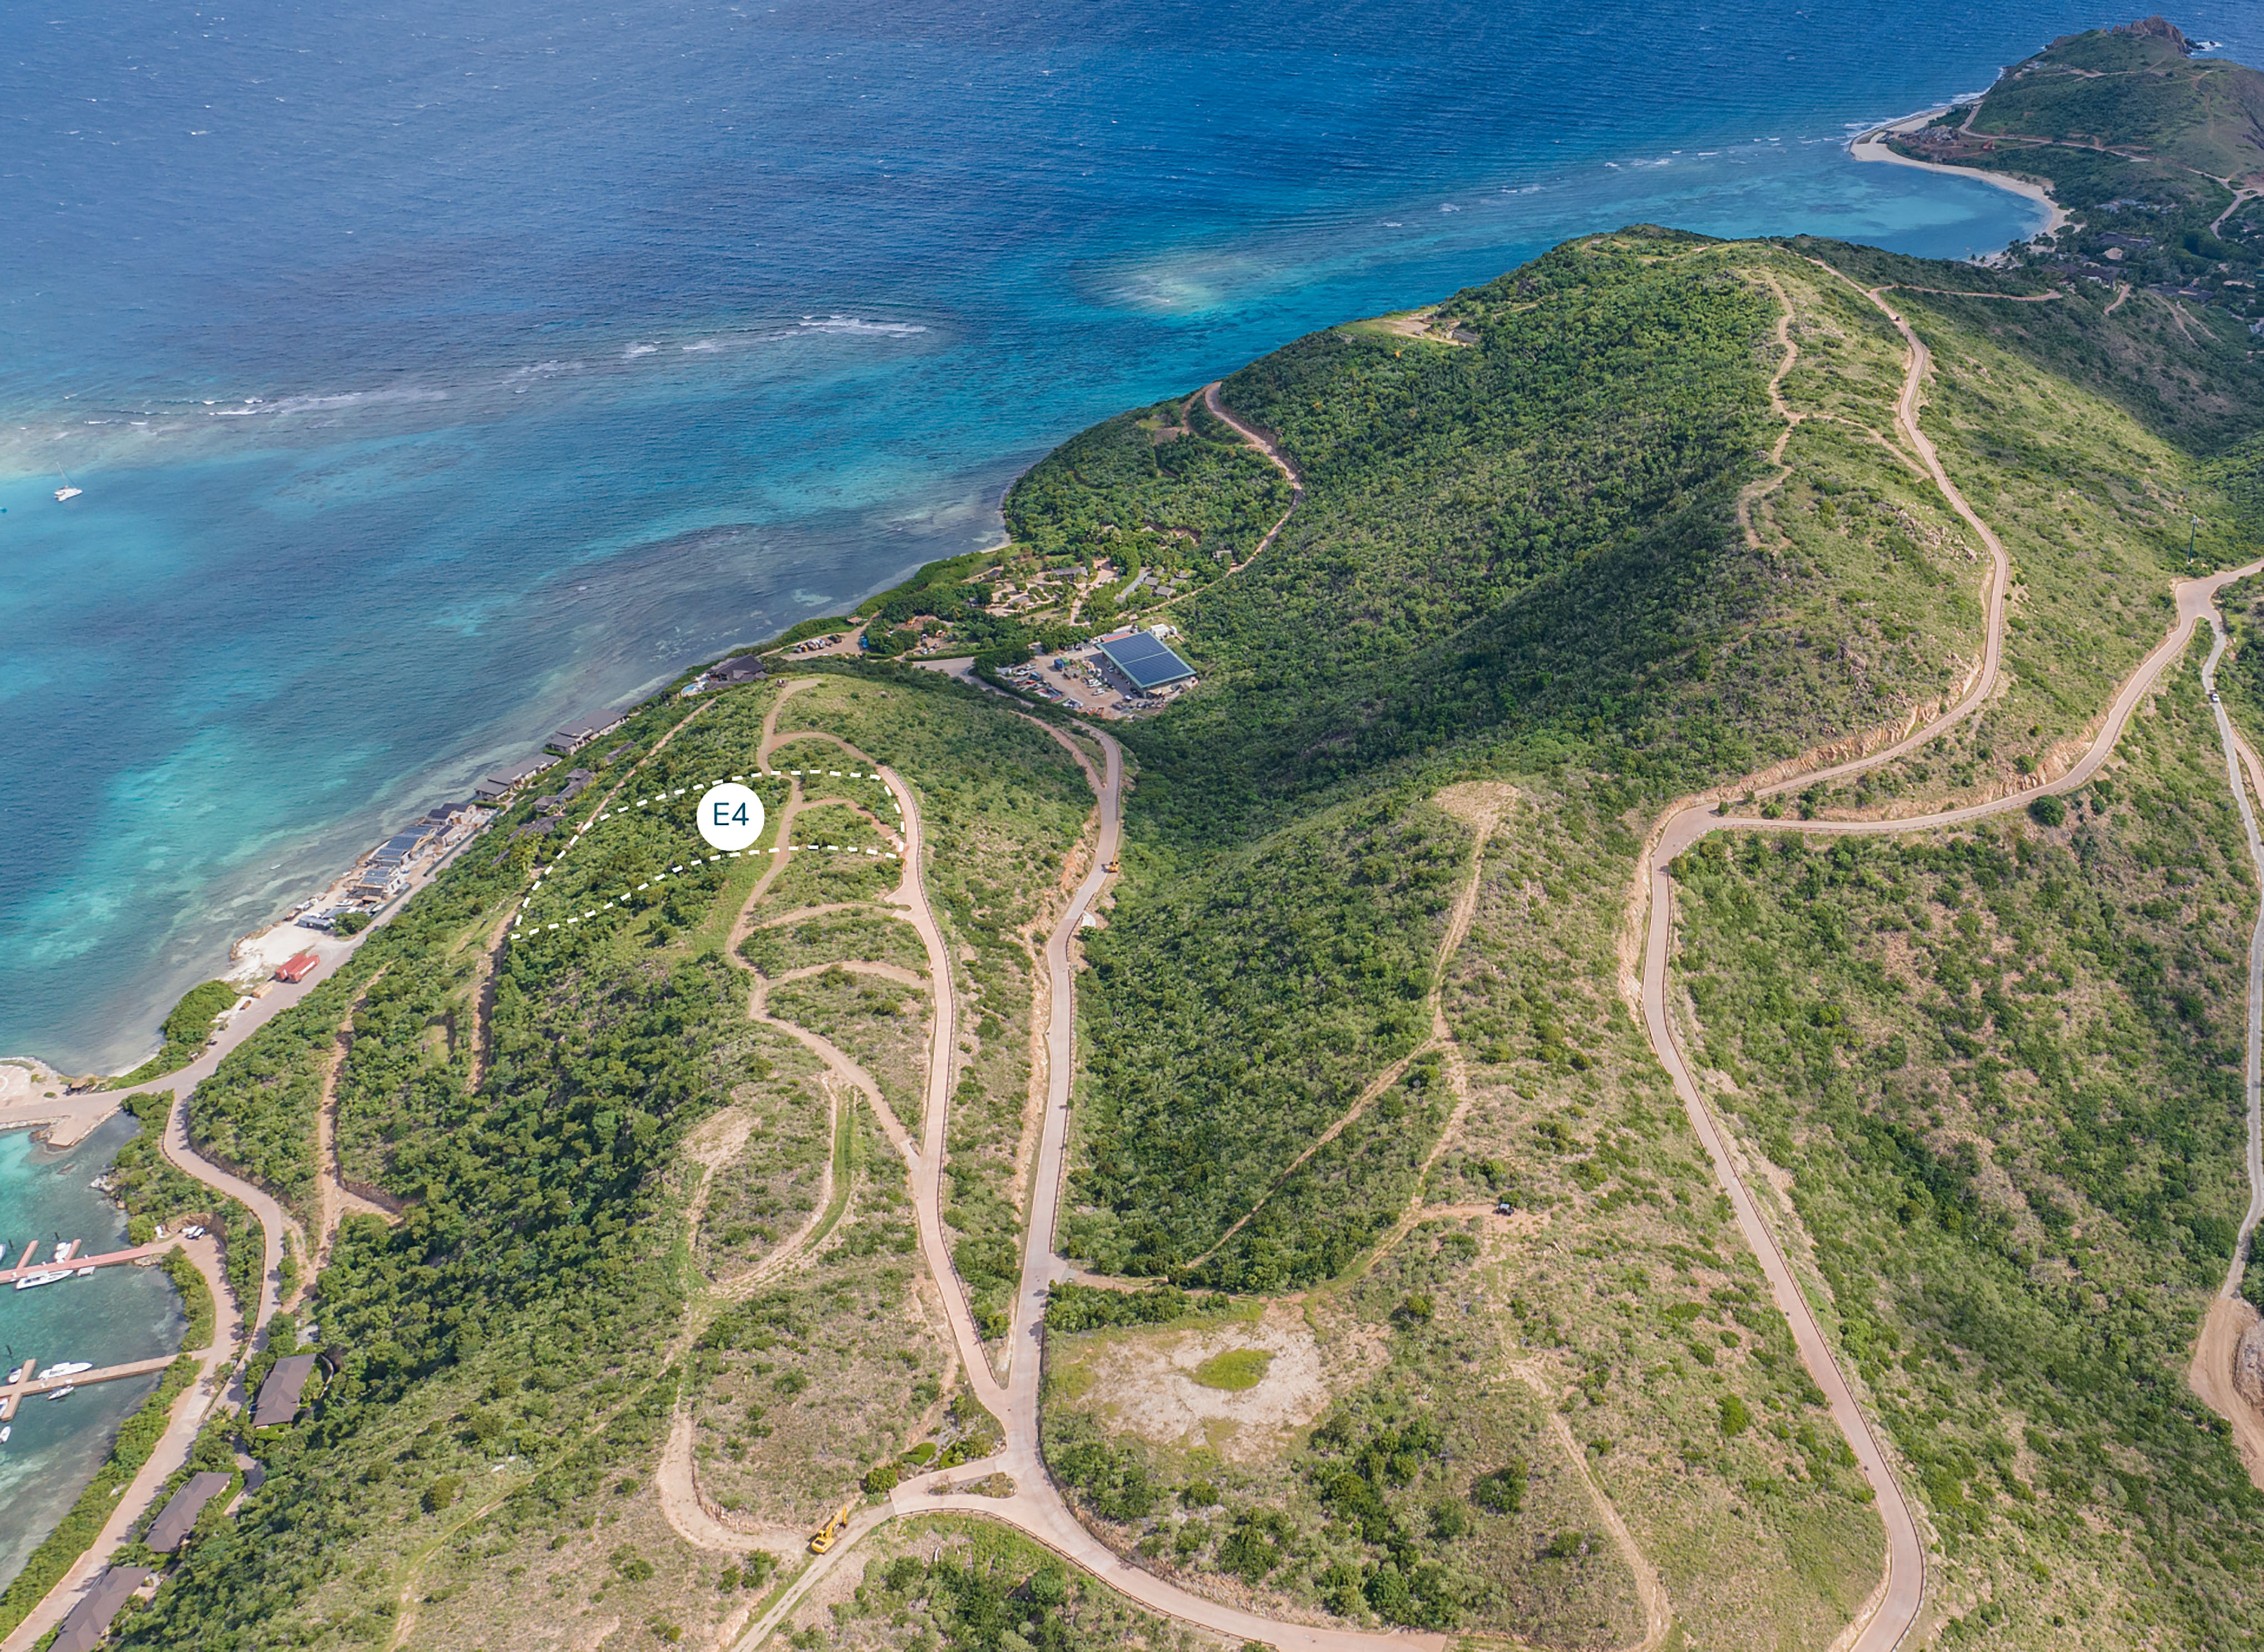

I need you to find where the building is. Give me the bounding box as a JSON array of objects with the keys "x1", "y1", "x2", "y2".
[
  {"x1": 52, "y1": 1567, "x2": 153, "y2": 1652},
  {"x1": 1097, "y1": 628, "x2": 1197, "y2": 693},
  {"x1": 254, "y1": 1354, "x2": 319, "y2": 1428},
  {"x1": 473, "y1": 753, "x2": 558, "y2": 803},
  {"x1": 546, "y1": 709, "x2": 628, "y2": 755},
  {"x1": 348, "y1": 865, "x2": 409, "y2": 905},
  {"x1": 274, "y1": 951, "x2": 320, "y2": 984},
  {"x1": 710, "y1": 655, "x2": 767, "y2": 685},
  {"x1": 145, "y1": 1471, "x2": 232, "y2": 1554}
]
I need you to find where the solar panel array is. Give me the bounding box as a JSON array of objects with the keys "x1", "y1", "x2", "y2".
[{"x1": 1099, "y1": 630, "x2": 1196, "y2": 690}]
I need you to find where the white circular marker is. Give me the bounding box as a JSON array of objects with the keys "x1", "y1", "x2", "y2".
[{"x1": 696, "y1": 783, "x2": 767, "y2": 852}]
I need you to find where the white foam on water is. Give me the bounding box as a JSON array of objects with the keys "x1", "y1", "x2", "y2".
[{"x1": 797, "y1": 315, "x2": 927, "y2": 336}]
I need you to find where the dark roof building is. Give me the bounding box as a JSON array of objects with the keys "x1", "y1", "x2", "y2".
[
  {"x1": 145, "y1": 1471, "x2": 231, "y2": 1553},
  {"x1": 1097, "y1": 629, "x2": 1198, "y2": 692},
  {"x1": 475, "y1": 754, "x2": 557, "y2": 802},
  {"x1": 547, "y1": 709, "x2": 629, "y2": 753},
  {"x1": 52, "y1": 1567, "x2": 153, "y2": 1652},
  {"x1": 712, "y1": 656, "x2": 767, "y2": 684},
  {"x1": 254, "y1": 1354, "x2": 319, "y2": 1428}
]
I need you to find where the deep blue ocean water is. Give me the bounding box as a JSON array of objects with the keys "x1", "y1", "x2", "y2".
[{"x1": 8, "y1": 0, "x2": 2261, "y2": 1074}]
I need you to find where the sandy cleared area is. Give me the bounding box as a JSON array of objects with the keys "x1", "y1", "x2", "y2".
[
  {"x1": 1851, "y1": 111, "x2": 2070, "y2": 240},
  {"x1": 0, "y1": 1060, "x2": 58, "y2": 1107},
  {"x1": 1059, "y1": 1305, "x2": 1379, "y2": 1463},
  {"x1": 229, "y1": 921, "x2": 353, "y2": 983},
  {"x1": 2189, "y1": 1294, "x2": 2264, "y2": 1491}
]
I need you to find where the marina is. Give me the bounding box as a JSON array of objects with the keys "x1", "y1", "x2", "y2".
[
  {"x1": 0, "y1": 1353, "x2": 177, "y2": 1423},
  {"x1": 0, "y1": 1238, "x2": 172, "y2": 1289}
]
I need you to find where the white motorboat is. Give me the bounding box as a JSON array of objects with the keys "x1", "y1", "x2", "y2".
[
  {"x1": 13, "y1": 1271, "x2": 69, "y2": 1290},
  {"x1": 48, "y1": 1385, "x2": 75, "y2": 1400},
  {"x1": 74, "y1": 1265, "x2": 95, "y2": 1277},
  {"x1": 38, "y1": 1362, "x2": 91, "y2": 1380}
]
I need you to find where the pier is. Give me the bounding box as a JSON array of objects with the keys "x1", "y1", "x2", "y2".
[
  {"x1": 0, "y1": 1354, "x2": 179, "y2": 1422},
  {"x1": 1, "y1": 1238, "x2": 174, "y2": 1287}
]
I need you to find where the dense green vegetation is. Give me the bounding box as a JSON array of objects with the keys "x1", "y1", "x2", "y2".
[
  {"x1": 1004, "y1": 396, "x2": 1289, "y2": 570},
  {"x1": 107, "y1": 979, "x2": 236, "y2": 1087},
  {"x1": 821, "y1": 1517, "x2": 1214, "y2": 1652},
  {"x1": 1066, "y1": 797, "x2": 1465, "y2": 1286}
]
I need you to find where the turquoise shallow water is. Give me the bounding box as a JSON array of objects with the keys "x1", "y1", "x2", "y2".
[
  {"x1": 0, "y1": 1117, "x2": 183, "y2": 1586},
  {"x1": 16, "y1": 0, "x2": 2250, "y2": 1074}
]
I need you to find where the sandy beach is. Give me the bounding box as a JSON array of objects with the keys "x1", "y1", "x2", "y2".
[{"x1": 1852, "y1": 107, "x2": 2070, "y2": 240}]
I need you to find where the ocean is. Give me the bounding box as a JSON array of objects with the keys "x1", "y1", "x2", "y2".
[{"x1": 8, "y1": 0, "x2": 2260, "y2": 1076}]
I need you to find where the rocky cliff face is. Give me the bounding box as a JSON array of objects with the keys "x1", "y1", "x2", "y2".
[
  {"x1": 2114, "y1": 15, "x2": 2193, "y2": 54},
  {"x1": 2233, "y1": 1316, "x2": 2264, "y2": 1410}
]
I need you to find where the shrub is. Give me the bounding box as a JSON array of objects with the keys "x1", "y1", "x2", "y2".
[
  {"x1": 2028, "y1": 793, "x2": 2067, "y2": 827},
  {"x1": 862, "y1": 1462, "x2": 900, "y2": 1495},
  {"x1": 1471, "y1": 1462, "x2": 1528, "y2": 1513},
  {"x1": 1718, "y1": 1395, "x2": 1752, "y2": 1437},
  {"x1": 420, "y1": 1476, "x2": 462, "y2": 1515},
  {"x1": 1190, "y1": 1348, "x2": 1272, "y2": 1390}
]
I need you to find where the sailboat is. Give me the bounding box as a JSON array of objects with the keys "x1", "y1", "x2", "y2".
[{"x1": 54, "y1": 471, "x2": 81, "y2": 502}]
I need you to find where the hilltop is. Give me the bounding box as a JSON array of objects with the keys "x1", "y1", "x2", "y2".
[{"x1": 1886, "y1": 18, "x2": 2264, "y2": 343}]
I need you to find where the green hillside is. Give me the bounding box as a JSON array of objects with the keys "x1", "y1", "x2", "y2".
[
  {"x1": 1970, "y1": 21, "x2": 2264, "y2": 183},
  {"x1": 56, "y1": 115, "x2": 2264, "y2": 1652},
  {"x1": 1889, "y1": 18, "x2": 2264, "y2": 336}
]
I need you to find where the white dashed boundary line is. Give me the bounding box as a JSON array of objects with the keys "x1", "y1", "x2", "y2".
[{"x1": 511, "y1": 766, "x2": 907, "y2": 933}]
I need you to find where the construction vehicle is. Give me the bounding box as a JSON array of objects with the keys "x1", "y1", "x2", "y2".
[
  {"x1": 808, "y1": 1502, "x2": 853, "y2": 1554},
  {"x1": 1104, "y1": 859, "x2": 1119, "y2": 874}
]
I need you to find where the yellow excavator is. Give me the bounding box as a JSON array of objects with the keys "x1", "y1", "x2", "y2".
[{"x1": 808, "y1": 1502, "x2": 853, "y2": 1554}]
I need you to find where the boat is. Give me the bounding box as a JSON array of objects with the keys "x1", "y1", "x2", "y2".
[
  {"x1": 38, "y1": 1362, "x2": 91, "y2": 1380},
  {"x1": 13, "y1": 1271, "x2": 69, "y2": 1290},
  {"x1": 1, "y1": 1426, "x2": 12, "y2": 1443},
  {"x1": 75, "y1": 1265, "x2": 95, "y2": 1277},
  {"x1": 53, "y1": 486, "x2": 81, "y2": 502},
  {"x1": 48, "y1": 1386, "x2": 75, "y2": 1400},
  {"x1": 4, "y1": 1366, "x2": 22, "y2": 1385}
]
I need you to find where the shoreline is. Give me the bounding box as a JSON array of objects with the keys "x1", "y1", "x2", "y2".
[{"x1": 1849, "y1": 105, "x2": 2071, "y2": 241}]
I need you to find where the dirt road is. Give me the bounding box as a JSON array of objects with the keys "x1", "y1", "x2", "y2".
[{"x1": 1629, "y1": 270, "x2": 2264, "y2": 1652}]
